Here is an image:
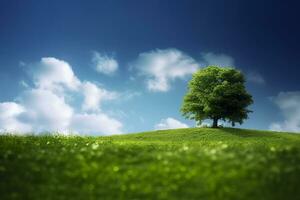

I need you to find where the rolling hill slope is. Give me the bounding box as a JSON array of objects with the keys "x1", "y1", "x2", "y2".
[{"x1": 1, "y1": 128, "x2": 300, "y2": 200}]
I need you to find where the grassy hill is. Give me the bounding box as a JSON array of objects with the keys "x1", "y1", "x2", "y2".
[{"x1": 1, "y1": 128, "x2": 300, "y2": 200}]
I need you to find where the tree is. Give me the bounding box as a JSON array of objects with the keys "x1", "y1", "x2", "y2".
[{"x1": 181, "y1": 66, "x2": 253, "y2": 128}]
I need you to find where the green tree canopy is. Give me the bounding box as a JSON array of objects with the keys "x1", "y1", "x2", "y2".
[{"x1": 181, "y1": 66, "x2": 253, "y2": 128}]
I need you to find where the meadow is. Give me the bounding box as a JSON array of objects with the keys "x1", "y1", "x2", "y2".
[{"x1": 1, "y1": 128, "x2": 300, "y2": 200}]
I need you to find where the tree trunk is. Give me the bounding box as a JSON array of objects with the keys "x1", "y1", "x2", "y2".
[{"x1": 212, "y1": 118, "x2": 218, "y2": 128}]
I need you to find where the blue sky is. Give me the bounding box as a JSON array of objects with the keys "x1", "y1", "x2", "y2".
[{"x1": 0, "y1": 0, "x2": 300, "y2": 134}]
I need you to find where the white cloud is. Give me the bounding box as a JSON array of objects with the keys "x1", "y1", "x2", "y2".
[
  {"x1": 81, "y1": 81, "x2": 118, "y2": 112},
  {"x1": 200, "y1": 52, "x2": 234, "y2": 67},
  {"x1": 133, "y1": 49, "x2": 236, "y2": 92},
  {"x1": 269, "y1": 91, "x2": 300, "y2": 133},
  {"x1": 155, "y1": 117, "x2": 189, "y2": 130},
  {"x1": 92, "y1": 51, "x2": 118, "y2": 75},
  {"x1": 18, "y1": 89, "x2": 74, "y2": 133},
  {"x1": 0, "y1": 57, "x2": 123, "y2": 135},
  {"x1": 133, "y1": 48, "x2": 199, "y2": 92},
  {"x1": 0, "y1": 102, "x2": 32, "y2": 133},
  {"x1": 30, "y1": 57, "x2": 81, "y2": 92},
  {"x1": 70, "y1": 113, "x2": 123, "y2": 135},
  {"x1": 247, "y1": 72, "x2": 265, "y2": 84}
]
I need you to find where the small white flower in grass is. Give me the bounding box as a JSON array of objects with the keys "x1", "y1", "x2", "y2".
[
  {"x1": 270, "y1": 146, "x2": 276, "y2": 152},
  {"x1": 113, "y1": 166, "x2": 119, "y2": 172},
  {"x1": 91, "y1": 143, "x2": 99, "y2": 150},
  {"x1": 182, "y1": 145, "x2": 189, "y2": 151},
  {"x1": 210, "y1": 149, "x2": 217, "y2": 155}
]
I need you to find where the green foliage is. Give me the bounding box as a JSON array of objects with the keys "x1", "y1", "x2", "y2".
[
  {"x1": 181, "y1": 66, "x2": 253, "y2": 127},
  {"x1": 1, "y1": 128, "x2": 300, "y2": 200}
]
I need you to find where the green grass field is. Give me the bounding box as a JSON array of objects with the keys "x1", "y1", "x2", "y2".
[{"x1": 1, "y1": 128, "x2": 300, "y2": 200}]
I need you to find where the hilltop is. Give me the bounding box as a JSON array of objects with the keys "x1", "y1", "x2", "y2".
[{"x1": 1, "y1": 128, "x2": 300, "y2": 200}]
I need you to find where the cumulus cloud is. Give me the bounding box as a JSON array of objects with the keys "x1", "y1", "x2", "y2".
[
  {"x1": 30, "y1": 57, "x2": 81, "y2": 92},
  {"x1": 133, "y1": 49, "x2": 237, "y2": 92},
  {"x1": 155, "y1": 117, "x2": 189, "y2": 130},
  {"x1": 0, "y1": 102, "x2": 32, "y2": 133},
  {"x1": 92, "y1": 51, "x2": 118, "y2": 75},
  {"x1": 0, "y1": 57, "x2": 123, "y2": 135},
  {"x1": 70, "y1": 113, "x2": 123, "y2": 135},
  {"x1": 81, "y1": 81, "x2": 118, "y2": 112},
  {"x1": 269, "y1": 91, "x2": 300, "y2": 133},
  {"x1": 200, "y1": 52, "x2": 234, "y2": 67},
  {"x1": 247, "y1": 72, "x2": 265, "y2": 84},
  {"x1": 133, "y1": 48, "x2": 199, "y2": 92},
  {"x1": 18, "y1": 89, "x2": 74, "y2": 133}
]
